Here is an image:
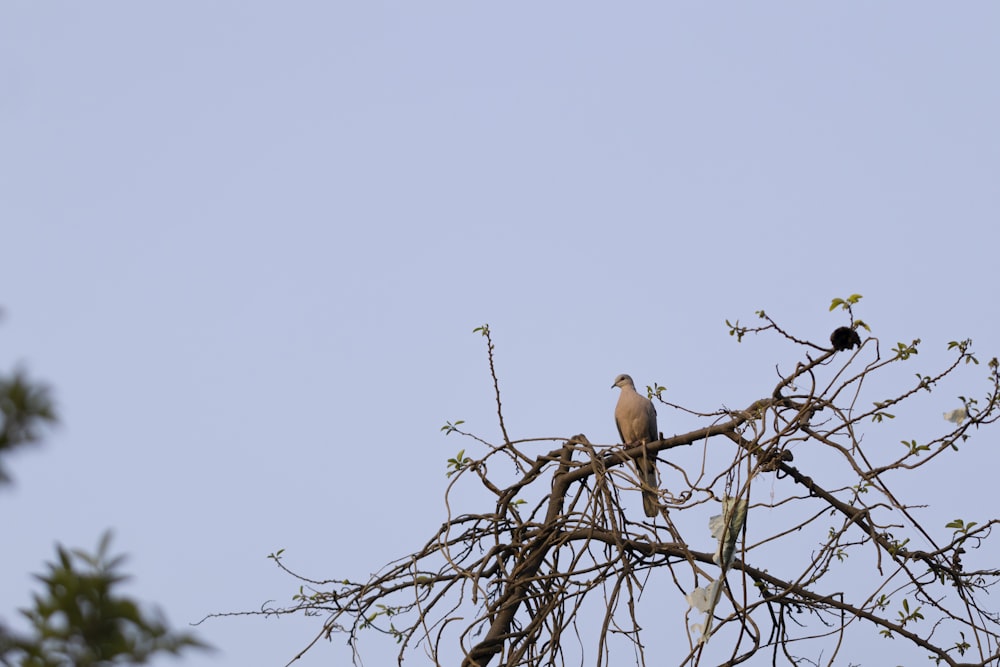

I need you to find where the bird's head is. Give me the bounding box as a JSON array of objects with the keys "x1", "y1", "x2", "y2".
[{"x1": 611, "y1": 374, "x2": 634, "y2": 390}]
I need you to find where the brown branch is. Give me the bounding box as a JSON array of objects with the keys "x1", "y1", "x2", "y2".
[{"x1": 460, "y1": 443, "x2": 575, "y2": 666}]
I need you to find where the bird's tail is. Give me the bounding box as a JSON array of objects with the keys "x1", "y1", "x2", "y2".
[
  {"x1": 641, "y1": 489, "x2": 658, "y2": 517},
  {"x1": 640, "y1": 454, "x2": 659, "y2": 518}
]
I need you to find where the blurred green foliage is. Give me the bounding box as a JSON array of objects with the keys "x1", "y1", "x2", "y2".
[
  {"x1": 1, "y1": 341, "x2": 206, "y2": 665},
  {"x1": 0, "y1": 368, "x2": 56, "y2": 485},
  {"x1": 1, "y1": 532, "x2": 206, "y2": 666}
]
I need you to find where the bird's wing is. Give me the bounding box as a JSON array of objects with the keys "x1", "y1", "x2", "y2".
[{"x1": 645, "y1": 399, "x2": 658, "y2": 442}]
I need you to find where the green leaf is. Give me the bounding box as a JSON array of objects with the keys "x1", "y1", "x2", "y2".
[{"x1": 830, "y1": 293, "x2": 863, "y2": 312}]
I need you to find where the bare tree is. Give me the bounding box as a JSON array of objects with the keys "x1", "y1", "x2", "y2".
[{"x1": 221, "y1": 296, "x2": 1000, "y2": 666}]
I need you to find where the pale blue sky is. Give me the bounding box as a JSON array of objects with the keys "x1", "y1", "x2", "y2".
[{"x1": 2, "y1": 4, "x2": 998, "y2": 666}]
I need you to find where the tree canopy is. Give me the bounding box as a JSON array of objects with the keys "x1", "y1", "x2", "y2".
[{"x1": 231, "y1": 296, "x2": 1000, "y2": 666}]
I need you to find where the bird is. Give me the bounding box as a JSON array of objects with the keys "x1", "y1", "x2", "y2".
[
  {"x1": 612, "y1": 373, "x2": 660, "y2": 517},
  {"x1": 830, "y1": 326, "x2": 861, "y2": 351}
]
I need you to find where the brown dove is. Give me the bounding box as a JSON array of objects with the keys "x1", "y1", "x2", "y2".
[{"x1": 612, "y1": 373, "x2": 659, "y2": 517}]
